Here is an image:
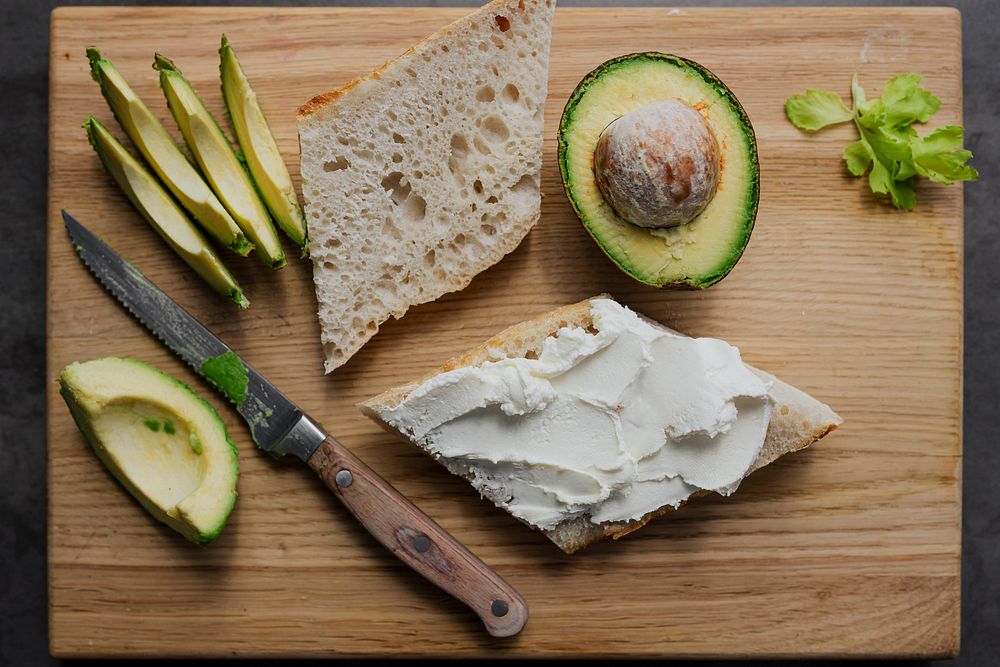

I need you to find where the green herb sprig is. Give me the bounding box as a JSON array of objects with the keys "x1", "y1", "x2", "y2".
[{"x1": 785, "y1": 74, "x2": 978, "y2": 210}]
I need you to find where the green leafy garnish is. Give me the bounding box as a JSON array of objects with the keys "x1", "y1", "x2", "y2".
[
  {"x1": 784, "y1": 89, "x2": 853, "y2": 131},
  {"x1": 144, "y1": 418, "x2": 161, "y2": 432},
  {"x1": 785, "y1": 74, "x2": 978, "y2": 209}
]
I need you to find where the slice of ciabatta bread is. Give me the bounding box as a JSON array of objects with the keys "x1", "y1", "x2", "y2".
[
  {"x1": 298, "y1": 0, "x2": 557, "y2": 372},
  {"x1": 360, "y1": 295, "x2": 842, "y2": 554}
]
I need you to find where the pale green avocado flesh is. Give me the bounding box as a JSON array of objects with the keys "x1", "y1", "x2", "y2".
[
  {"x1": 154, "y1": 54, "x2": 286, "y2": 269},
  {"x1": 59, "y1": 358, "x2": 239, "y2": 545},
  {"x1": 220, "y1": 36, "x2": 307, "y2": 248},
  {"x1": 84, "y1": 117, "x2": 249, "y2": 309},
  {"x1": 87, "y1": 48, "x2": 251, "y2": 256},
  {"x1": 558, "y1": 53, "x2": 760, "y2": 288}
]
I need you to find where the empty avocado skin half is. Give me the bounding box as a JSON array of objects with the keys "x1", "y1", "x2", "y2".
[
  {"x1": 558, "y1": 53, "x2": 760, "y2": 288},
  {"x1": 59, "y1": 358, "x2": 239, "y2": 545}
]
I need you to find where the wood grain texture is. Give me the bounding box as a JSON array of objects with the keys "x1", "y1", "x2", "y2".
[
  {"x1": 47, "y1": 6, "x2": 962, "y2": 658},
  {"x1": 307, "y1": 435, "x2": 529, "y2": 637}
]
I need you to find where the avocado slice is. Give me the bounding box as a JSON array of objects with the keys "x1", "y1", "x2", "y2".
[
  {"x1": 154, "y1": 54, "x2": 286, "y2": 269},
  {"x1": 220, "y1": 36, "x2": 307, "y2": 248},
  {"x1": 59, "y1": 358, "x2": 240, "y2": 545},
  {"x1": 558, "y1": 53, "x2": 760, "y2": 288},
  {"x1": 87, "y1": 48, "x2": 251, "y2": 257},
  {"x1": 84, "y1": 117, "x2": 250, "y2": 309}
]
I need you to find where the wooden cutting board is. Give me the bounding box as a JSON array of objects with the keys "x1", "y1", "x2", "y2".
[{"x1": 47, "y1": 6, "x2": 963, "y2": 658}]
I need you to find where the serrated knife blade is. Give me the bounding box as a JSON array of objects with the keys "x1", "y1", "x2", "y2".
[
  {"x1": 61, "y1": 210, "x2": 528, "y2": 637},
  {"x1": 63, "y1": 209, "x2": 323, "y2": 460}
]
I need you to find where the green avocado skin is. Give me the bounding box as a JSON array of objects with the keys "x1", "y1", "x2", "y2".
[
  {"x1": 59, "y1": 358, "x2": 239, "y2": 546},
  {"x1": 557, "y1": 52, "x2": 760, "y2": 289}
]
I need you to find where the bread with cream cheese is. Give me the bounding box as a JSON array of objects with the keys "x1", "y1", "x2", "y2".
[{"x1": 360, "y1": 295, "x2": 842, "y2": 554}]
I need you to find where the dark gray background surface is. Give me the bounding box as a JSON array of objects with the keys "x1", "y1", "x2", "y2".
[{"x1": 1, "y1": 0, "x2": 996, "y2": 664}]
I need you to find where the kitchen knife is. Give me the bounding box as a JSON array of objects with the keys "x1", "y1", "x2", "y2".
[{"x1": 63, "y1": 210, "x2": 527, "y2": 638}]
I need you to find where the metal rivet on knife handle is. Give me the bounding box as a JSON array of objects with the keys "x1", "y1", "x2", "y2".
[
  {"x1": 335, "y1": 469, "x2": 353, "y2": 488},
  {"x1": 491, "y1": 599, "x2": 509, "y2": 617},
  {"x1": 413, "y1": 534, "x2": 431, "y2": 553}
]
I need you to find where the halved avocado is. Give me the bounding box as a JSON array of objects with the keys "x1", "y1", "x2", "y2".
[
  {"x1": 558, "y1": 53, "x2": 759, "y2": 288},
  {"x1": 59, "y1": 358, "x2": 239, "y2": 545}
]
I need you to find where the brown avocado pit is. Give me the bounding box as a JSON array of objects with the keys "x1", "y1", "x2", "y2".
[{"x1": 593, "y1": 99, "x2": 721, "y2": 229}]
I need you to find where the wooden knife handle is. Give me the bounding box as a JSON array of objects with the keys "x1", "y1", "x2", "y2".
[{"x1": 307, "y1": 435, "x2": 528, "y2": 637}]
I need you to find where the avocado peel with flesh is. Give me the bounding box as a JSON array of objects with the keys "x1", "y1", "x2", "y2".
[
  {"x1": 558, "y1": 53, "x2": 760, "y2": 289},
  {"x1": 86, "y1": 48, "x2": 252, "y2": 257},
  {"x1": 59, "y1": 358, "x2": 239, "y2": 546},
  {"x1": 84, "y1": 116, "x2": 250, "y2": 309},
  {"x1": 154, "y1": 53, "x2": 286, "y2": 269},
  {"x1": 220, "y1": 36, "x2": 307, "y2": 248}
]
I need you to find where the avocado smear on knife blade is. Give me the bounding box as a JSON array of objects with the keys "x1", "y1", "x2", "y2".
[{"x1": 200, "y1": 350, "x2": 249, "y2": 405}]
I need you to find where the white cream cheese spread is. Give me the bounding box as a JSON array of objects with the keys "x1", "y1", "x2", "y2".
[{"x1": 380, "y1": 299, "x2": 773, "y2": 531}]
